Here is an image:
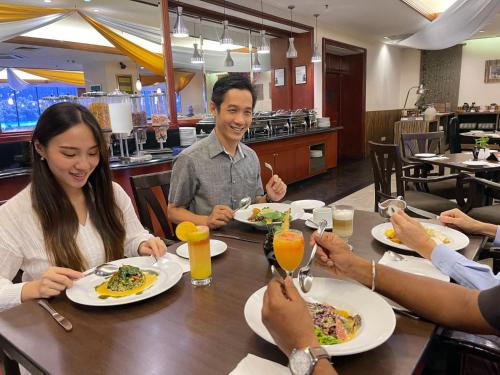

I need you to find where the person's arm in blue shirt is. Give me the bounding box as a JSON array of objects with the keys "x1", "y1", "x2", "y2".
[{"x1": 391, "y1": 210, "x2": 499, "y2": 290}]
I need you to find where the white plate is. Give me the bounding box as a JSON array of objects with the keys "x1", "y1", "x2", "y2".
[
  {"x1": 66, "y1": 256, "x2": 183, "y2": 307},
  {"x1": 305, "y1": 219, "x2": 333, "y2": 230},
  {"x1": 371, "y1": 222, "x2": 469, "y2": 252},
  {"x1": 291, "y1": 199, "x2": 326, "y2": 211},
  {"x1": 234, "y1": 203, "x2": 304, "y2": 229},
  {"x1": 462, "y1": 160, "x2": 489, "y2": 166},
  {"x1": 414, "y1": 153, "x2": 436, "y2": 158},
  {"x1": 175, "y1": 239, "x2": 227, "y2": 259},
  {"x1": 244, "y1": 278, "x2": 395, "y2": 356}
]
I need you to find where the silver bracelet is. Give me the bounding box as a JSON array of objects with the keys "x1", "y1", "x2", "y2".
[{"x1": 371, "y1": 260, "x2": 376, "y2": 291}]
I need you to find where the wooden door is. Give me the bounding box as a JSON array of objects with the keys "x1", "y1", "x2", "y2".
[{"x1": 324, "y1": 72, "x2": 342, "y2": 128}]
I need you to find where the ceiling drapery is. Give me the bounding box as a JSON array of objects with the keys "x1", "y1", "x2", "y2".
[
  {"x1": 17, "y1": 68, "x2": 85, "y2": 86},
  {"x1": 6, "y1": 68, "x2": 29, "y2": 91},
  {"x1": 0, "y1": 3, "x2": 68, "y2": 22},
  {"x1": 397, "y1": 0, "x2": 500, "y2": 50}
]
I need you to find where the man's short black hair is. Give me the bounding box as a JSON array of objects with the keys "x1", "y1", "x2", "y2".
[{"x1": 211, "y1": 74, "x2": 257, "y2": 111}]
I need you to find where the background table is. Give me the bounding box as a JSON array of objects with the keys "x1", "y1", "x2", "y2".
[{"x1": 0, "y1": 211, "x2": 484, "y2": 375}]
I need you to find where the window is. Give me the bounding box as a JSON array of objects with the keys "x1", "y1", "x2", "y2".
[
  {"x1": 142, "y1": 85, "x2": 180, "y2": 120},
  {"x1": 0, "y1": 85, "x2": 80, "y2": 132}
]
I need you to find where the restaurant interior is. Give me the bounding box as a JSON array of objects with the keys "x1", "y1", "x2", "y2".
[{"x1": 1, "y1": 0, "x2": 500, "y2": 374}]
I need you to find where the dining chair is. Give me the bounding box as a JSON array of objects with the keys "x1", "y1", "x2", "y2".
[
  {"x1": 368, "y1": 141, "x2": 459, "y2": 215},
  {"x1": 400, "y1": 132, "x2": 459, "y2": 199},
  {"x1": 459, "y1": 175, "x2": 500, "y2": 225},
  {"x1": 130, "y1": 171, "x2": 177, "y2": 244}
]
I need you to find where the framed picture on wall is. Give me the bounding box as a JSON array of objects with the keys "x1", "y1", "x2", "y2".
[
  {"x1": 89, "y1": 84, "x2": 102, "y2": 92},
  {"x1": 295, "y1": 65, "x2": 306, "y2": 85},
  {"x1": 274, "y1": 68, "x2": 285, "y2": 86},
  {"x1": 485, "y1": 60, "x2": 500, "y2": 83},
  {"x1": 116, "y1": 74, "x2": 133, "y2": 93}
]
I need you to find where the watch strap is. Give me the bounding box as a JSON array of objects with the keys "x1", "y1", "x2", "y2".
[{"x1": 309, "y1": 346, "x2": 330, "y2": 363}]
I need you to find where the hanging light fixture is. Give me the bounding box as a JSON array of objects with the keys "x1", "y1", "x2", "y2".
[
  {"x1": 286, "y1": 5, "x2": 297, "y2": 59},
  {"x1": 135, "y1": 78, "x2": 142, "y2": 91},
  {"x1": 191, "y1": 18, "x2": 205, "y2": 64},
  {"x1": 224, "y1": 50, "x2": 234, "y2": 67},
  {"x1": 220, "y1": 1, "x2": 233, "y2": 48},
  {"x1": 173, "y1": 6, "x2": 189, "y2": 38},
  {"x1": 252, "y1": 52, "x2": 262, "y2": 71},
  {"x1": 257, "y1": 0, "x2": 270, "y2": 54},
  {"x1": 311, "y1": 14, "x2": 321, "y2": 63}
]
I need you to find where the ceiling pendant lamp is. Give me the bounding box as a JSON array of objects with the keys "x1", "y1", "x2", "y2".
[
  {"x1": 311, "y1": 14, "x2": 321, "y2": 63},
  {"x1": 191, "y1": 19, "x2": 205, "y2": 64},
  {"x1": 224, "y1": 50, "x2": 234, "y2": 67},
  {"x1": 135, "y1": 78, "x2": 142, "y2": 91},
  {"x1": 252, "y1": 52, "x2": 261, "y2": 71},
  {"x1": 257, "y1": 0, "x2": 270, "y2": 54},
  {"x1": 220, "y1": 1, "x2": 233, "y2": 48},
  {"x1": 286, "y1": 5, "x2": 297, "y2": 59},
  {"x1": 173, "y1": 6, "x2": 189, "y2": 38}
]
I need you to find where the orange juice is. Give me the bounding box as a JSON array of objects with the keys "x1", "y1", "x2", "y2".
[
  {"x1": 187, "y1": 226, "x2": 212, "y2": 286},
  {"x1": 273, "y1": 229, "x2": 304, "y2": 273}
]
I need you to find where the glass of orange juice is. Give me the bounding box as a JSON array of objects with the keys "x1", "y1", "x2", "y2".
[
  {"x1": 273, "y1": 229, "x2": 304, "y2": 277},
  {"x1": 187, "y1": 225, "x2": 212, "y2": 286}
]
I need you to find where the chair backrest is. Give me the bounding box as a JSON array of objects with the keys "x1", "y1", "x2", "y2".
[
  {"x1": 448, "y1": 116, "x2": 461, "y2": 153},
  {"x1": 130, "y1": 171, "x2": 174, "y2": 239},
  {"x1": 400, "y1": 131, "x2": 444, "y2": 158},
  {"x1": 368, "y1": 141, "x2": 405, "y2": 210}
]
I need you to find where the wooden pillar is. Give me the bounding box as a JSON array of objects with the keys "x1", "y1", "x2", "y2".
[{"x1": 161, "y1": 0, "x2": 178, "y2": 126}]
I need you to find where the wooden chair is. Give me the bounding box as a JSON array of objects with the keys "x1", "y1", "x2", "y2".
[
  {"x1": 369, "y1": 141, "x2": 459, "y2": 215},
  {"x1": 130, "y1": 171, "x2": 177, "y2": 244},
  {"x1": 400, "y1": 132, "x2": 458, "y2": 199},
  {"x1": 459, "y1": 175, "x2": 500, "y2": 225}
]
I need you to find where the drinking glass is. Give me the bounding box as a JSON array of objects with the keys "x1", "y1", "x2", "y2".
[
  {"x1": 273, "y1": 229, "x2": 304, "y2": 277},
  {"x1": 332, "y1": 204, "x2": 354, "y2": 244},
  {"x1": 187, "y1": 225, "x2": 212, "y2": 286}
]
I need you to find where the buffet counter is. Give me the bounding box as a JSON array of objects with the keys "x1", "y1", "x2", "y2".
[{"x1": 0, "y1": 127, "x2": 340, "y2": 201}]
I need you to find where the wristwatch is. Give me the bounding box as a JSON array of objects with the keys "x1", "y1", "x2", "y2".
[
  {"x1": 265, "y1": 194, "x2": 273, "y2": 203},
  {"x1": 289, "y1": 346, "x2": 330, "y2": 375}
]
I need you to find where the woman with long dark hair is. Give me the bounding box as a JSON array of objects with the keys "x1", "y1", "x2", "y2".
[{"x1": 0, "y1": 103, "x2": 166, "y2": 310}]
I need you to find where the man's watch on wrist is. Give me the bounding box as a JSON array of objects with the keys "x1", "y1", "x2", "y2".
[
  {"x1": 289, "y1": 346, "x2": 330, "y2": 375},
  {"x1": 265, "y1": 194, "x2": 274, "y2": 203}
]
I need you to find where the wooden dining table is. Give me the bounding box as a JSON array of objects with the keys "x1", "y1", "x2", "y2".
[
  {"x1": 0, "y1": 210, "x2": 484, "y2": 375},
  {"x1": 410, "y1": 152, "x2": 500, "y2": 174}
]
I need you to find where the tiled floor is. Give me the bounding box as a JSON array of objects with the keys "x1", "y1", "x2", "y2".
[{"x1": 286, "y1": 158, "x2": 374, "y2": 205}]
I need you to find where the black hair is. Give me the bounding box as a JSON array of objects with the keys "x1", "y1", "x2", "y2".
[{"x1": 211, "y1": 74, "x2": 257, "y2": 111}]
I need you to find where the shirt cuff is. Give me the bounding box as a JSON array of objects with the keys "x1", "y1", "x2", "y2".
[
  {"x1": 493, "y1": 226, "x2": 500, "y2": 246},
  {"x1": 0, "y1": 282, "x2": 26, "y2": 312},
  {"x1": 431, "y1": 244, "x2": 470, "y2": 274}
]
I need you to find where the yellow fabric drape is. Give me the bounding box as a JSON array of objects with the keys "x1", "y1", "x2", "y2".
[
  {"x1": 17, "y1": 68, "x2": 84, "y2": 86},
  {"x1": 79, "y1": 12, "x2": 164, "y2": 76},
  {"x1": 0, "y1": 3, "x2": 68, "y2": 22},
  {"x1": 174, "y1": 71, "x2": 195, "y2": 93}
]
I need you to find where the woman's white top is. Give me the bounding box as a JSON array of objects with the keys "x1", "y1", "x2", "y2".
[{"x1": 0, "y1": 182, "x2": 152, "y2": 311}]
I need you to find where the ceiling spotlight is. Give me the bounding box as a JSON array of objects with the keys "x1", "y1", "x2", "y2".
[
  {"x1": 224, "y1": 49, "x2": 234, "y2": 67},
  {"x1": 156, "y1": 88, "x2": 162, "y2": 94},
  {"x1": 43, "y1": 0, "x2": 52, "y2": 3},
  {"x1": 220, "y1": 20, "x2": 233, "y2": 49},
  {"x1": 173, "y1": 6, "x2": 189, "y2": 38}
]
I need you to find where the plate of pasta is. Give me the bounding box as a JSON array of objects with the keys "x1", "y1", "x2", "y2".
[
  {"x1": 244, "y1": 278, "x2": 395, "y2": 356},
  {"x1": 66, "y1": 256, "x2": 183, "y2": 306},
  {"x1": 371, "y1": 222, "x2": 469, "y2": 252}
]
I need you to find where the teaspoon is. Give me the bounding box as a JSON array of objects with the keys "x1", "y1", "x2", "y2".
[
  {"x1": 81, "y1": 263, "x2": 118, "y2": 278},
  {"x1": 298, "y1": 219, "x2": 328, "y2": 293},
  {"x1": 233, "y1": 196, "x2": 251, "y2": 213}
]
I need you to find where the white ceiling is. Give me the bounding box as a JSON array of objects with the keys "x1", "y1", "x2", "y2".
[{"x1": 0, "y1": 0, "x2": 498, "y2": 72}]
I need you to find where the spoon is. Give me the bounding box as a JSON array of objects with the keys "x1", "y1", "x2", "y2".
[
  {"x1": 264, "y1": 162, "x2": 274, "y2": 177},
  {"x1": 234, "y1": 196, "x2": 251, "y2": 213},
  {"x1": 271, "y1": 264, "x2": 285, "y2": 283},
  {"x1": 81, "y1": 263, "x2": 118, "y2": 278},
  {"x1": 298, "y1": 219, "x2": 328, "y2": 293}
]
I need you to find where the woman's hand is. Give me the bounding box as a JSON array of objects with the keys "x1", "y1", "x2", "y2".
[
  {"x1": 312, "y1": 231, "x2": 355, "y2": 277},
  {"x1": 21, "y1": 267, "x2": 82, "y2": 301},
  {"x1": 138, "y1": 237, "x2": 167, "y2": 257}
]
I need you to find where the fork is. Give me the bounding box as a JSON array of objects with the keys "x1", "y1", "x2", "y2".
[{"x1": 264, "y1": 162, "x2": 274, "y2": 177}]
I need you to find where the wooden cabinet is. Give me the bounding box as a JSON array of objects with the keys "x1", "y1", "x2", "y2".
[{"x1": 248, "y1": 130, "x2": 338, "y2": 185}]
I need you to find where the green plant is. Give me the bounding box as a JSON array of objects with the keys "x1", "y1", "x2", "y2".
[{"x1": 475, "y1": 136, "x2": 490, "y2": 149}]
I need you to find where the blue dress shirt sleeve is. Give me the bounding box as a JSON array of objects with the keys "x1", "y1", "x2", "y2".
[{"x1": 431, "y1": 244, "x2": 500, "y2": 290}]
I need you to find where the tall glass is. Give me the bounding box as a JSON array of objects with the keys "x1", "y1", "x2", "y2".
[
  {"x1": 332, "y1": 205, "x2": 354, "y2": 243},
  {"x1": 273, "y1": 229, "x2": 304, "y2": 277},
  {"x1": 187, "y1": 225, "x2": 212, "y2": 286}
]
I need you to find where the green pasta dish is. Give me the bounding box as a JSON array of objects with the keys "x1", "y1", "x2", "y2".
[{"x1": 106, "y1": 265, "x2": 146, "y2": 292}]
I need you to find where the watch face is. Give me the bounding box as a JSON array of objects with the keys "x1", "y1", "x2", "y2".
[{"x1": 289, "y1": 349, "x2": 312, "y2": 375}]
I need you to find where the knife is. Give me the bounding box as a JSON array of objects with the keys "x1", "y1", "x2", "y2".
[
  {"x1": 37, "y1": 299, "x2": 73, "y2": 332},
  {"x1": 212, "y1": 233, "x2": 261, "y2": 243},
  {"x1": 406, "y1": 205, "x2": 439, "y2": 220}
]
